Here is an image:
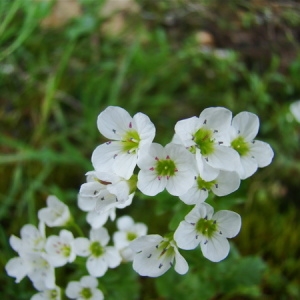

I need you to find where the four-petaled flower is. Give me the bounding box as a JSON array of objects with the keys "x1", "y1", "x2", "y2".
[
  {"x1": 92, "y1": 106, "x2": 156, "y2": 180},
  {"x1": 130, "y1": 234, "x2": 188, "y2": 277},
  {"x1": 45, "y1": 230, "x2": 76, "y2": 267},
  {"x1": 74, "y1": 227, "x2": 121, "y2": 277},
  {"x1": 174, "y1": 107, "x2": 240, "y2": 172},
  {"x1": 229, "y1": 111, "x2": 274, "y2": 179},
  {"x1": 137, "y1": 143, "x2": 196, "y2": 196},
  {"x1": 65, "y1": 275, "x2": 104, "y2": 300},
  {"x1": 38, "y1": 195, "x2": 71, "y2": 227},
  {"x1": 174, "y1": 203, "x2": 241, "y2": 262}
]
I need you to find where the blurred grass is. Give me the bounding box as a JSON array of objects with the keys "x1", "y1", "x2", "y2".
[{"x1": 1, "y1": 0, "x2": 300, "y2": 299}]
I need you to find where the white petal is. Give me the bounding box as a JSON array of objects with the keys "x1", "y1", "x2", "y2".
[
  {"x1": 74, "y1": 238, "x2": 90, "y2": 256},
  {"x1": 196, "y1": 152, "x2": 219, "y2": 181},
  {"x1": 90, "y1": 289, "x2": 104, "y2": 300},
  {"x1": 166, "y1": 172, "x2": 194, "y2": 196},
  {"x1": 130, "y1": 235, "x2": 163, "y2": 252},
  {"x1": 199, "y1": 107, "x2": 232, "y2": 133},
  {"x1": 80, "y1": 275, "x2": 98, "y2": 288},
  {"x1": 179, "y1": 183, "x2": 208, "y2": 205},
  {"x1": 111, "y1": 151, "x2": 138, "y2": 180},
  {"x1": 87, "y1": 256, "x2": 108, "y2": 277},
  {"x1": 87, "y1": 210, "x2": 110, "y2": 229},
  {"x1": 9, "y1": 235, "x2": 22, "y2": 253},
  {"x1": 133, "y1": 112, "x2": 156, "y2": 146},
  {"x1": 238, "y1": 155, "x2": 258, "y2": 179},
  {"x1": 5, "y1": 257, "x2": 30, "y2": 283},
  {"x1": 137, "y1": 170, "x2": 166, "y2": 196},
  {"x1": 116, "y1": 215, "x2": 134, "y2": 231},
  {"x1": 206, "y1": 145, "x2": 240, "y2": 171},
  {"x1": 174, "y1": 221, "x2": 200, "y2": 250},
  {"x1": 91, "y1": 142, "x2": 122, "y2": 172},
  {"x1": 213, "y1": 210, "x2": 241, "y2": 238},
  {"x1": 232, "y1": 112, "x2": 259, "y2": 141},
  {"x1": 200, "y1": 234, "x2": 230, "y2": 262},
  {"x1": 211, "y1": 171, "x2": 240, "y2": 196},
  {"x1": 173, "y1": 247, "x2": 189, "y2": 275},
  {"x1": 290, "y1": 100, "x2": 300, "y2": 122},
  {"x1": 65, "y1": 281, "x2": 81, "y2": 298},
  {"x1": 90, "y1": 227, "x2": 110, "y2": 246},
  {"x1": 249, "y1": 140, "x2": 274, "y2": 168},
  {"x1": 174, "y1": 116, "x2": 201, "y2": 147},
  {"x1": 103, "y1": 247, "x2": 122, "y2": 268},
  {"x1": 97, "y1": 106, "x2": 132, "y2": 140}
]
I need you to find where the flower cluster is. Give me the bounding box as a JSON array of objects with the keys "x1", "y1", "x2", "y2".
[{"x1": 6, "y1": 106, "x2": 274, "y2": 298}]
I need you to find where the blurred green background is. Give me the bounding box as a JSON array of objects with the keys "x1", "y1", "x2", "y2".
[{"x1": 1, "y1": 0, "x2": 300, "y2": 299}]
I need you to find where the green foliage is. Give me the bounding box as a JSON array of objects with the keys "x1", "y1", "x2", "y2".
[{"x1": 1, "y1": 0, "x2": 300, "y2": 299}]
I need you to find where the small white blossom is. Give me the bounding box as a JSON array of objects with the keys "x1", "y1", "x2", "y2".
[
  {"x1": 174, "y1": 203, "x2": 241, "y2": 262},
  {"x1": 78, "y1": 170, "x2": 135, "y2": 214},
  {"x1": 65, "y1": 276, "x2": 103, "y2": 300},
  {"x1": 137, "y1": 143, "x2": 196, "y2": 196},
  {"x1": 45, "y1": 230, "x2": 76, "y2": 267},
  {"x1": 31, "y1": 286, "x2": 61, "y2": 300},
  {"x1": 113, "y1": 215, "x2": 148, "y2": 261},
  {"x1": 5, "y1": 253, "x2": 55, "y2": 290},
  {"x1": 74, "y1": 227, "x2": 121, "y2": 277},
  {"x1": 130, "y1": 234, "x2": 188, "y2": 277},
  {"x1": 38, "y1": 195, "x2": 71, "y2": 227},
  {"x1": 91, "y1": 106, "x2": 156, "y2": 179},
  {"x1": 9, "y1": 222, "x2": 46, "y2": 256},
  {"x1": 174, "y1": 107, "x2": 240, "y2": 172},
  {"x1": 229, "y1": 111, "x2": 274, "y2": 179}
]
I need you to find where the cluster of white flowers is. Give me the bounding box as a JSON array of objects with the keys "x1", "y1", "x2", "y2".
[{"x1": 6, "y1": 106, "x2": 274, "y2": 298}]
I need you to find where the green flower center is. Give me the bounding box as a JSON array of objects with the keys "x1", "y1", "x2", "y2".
[
  {"x1": 50, "y1": 289, "x2": 58, "y2": 299},
  {"x1": 61, "y1": 244, "x2": 71, "y2": 257},
  {"x1": 197, "y1": 176, "x2": 216, "y2": 191},
  {"x1": 193, "y1": 128, "x2": 215, "y2": 156},
  {"x1": 196, "y1": 218, "x2": 218, "y2": 238},
  {"x1": 156, "y1": 157, "x2": 177, "y2": 177},
  {"x1": 127, "y1": 232, "x2": 137, "y2": 241},
  {"x1": 157, "y1": 236, "x2": 174, "y2": 259},
  {"x1": 121, "y1": 130, "x2": 140, "y2": 154},
  {"x1": 231, "y1": 136, "x2": 250, "y2": 156},
  {"x1": 90, "y1": 241, "x2": 104, "y2": 257},
  {"x1": 80, "y1": 287, "x2": 92, "y2": 299}
]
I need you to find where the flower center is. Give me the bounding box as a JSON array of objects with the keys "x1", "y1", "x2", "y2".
[
  {"x1": 193, "y1": 128, "x2": 215, "y2": 156},
  {"x1": 196, "y1": 176, "x2": 216, "y2": 191},
  {"x1": 155, "y1": 157, "x2": 177, "y2": 177},
  {"x1": 127, "y1": 232, "x2": 137, "y2": 241},
  {"x1": 195, "y1": 218, "x2": 218, "y2": 238},
  {"x1": 231, "y1": 136, "x2": 250, "y2": 156},
  {"x1": 80, "y1": 287, "x2": 92, "y2": 299},
  {"x1": 121, "y1": 130, "x2": 140, "y2": 154},
  {"x1": 90, "y1": 241, "x2": 104, "y2": 257},
  {"x1": 61, "y1": 244, "x2": 71, "y2": 257}
]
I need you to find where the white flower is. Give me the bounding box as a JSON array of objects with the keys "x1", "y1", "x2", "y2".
[
  {"x1": 78, "y1": 170, "x2": 135, "y2": 214},
  {"x1": 137, "y1": 143, "x2": 196, "y2": 196},
  {"x1": 44, "y1": 230, "x2": 76, "y2": 267},
  {"x1": 65, "y1": 275, "x2": 103, "y2": 300},
  {"x1": 113, "y1": 215, "x2": 148, "y2": 261},
  {"x1": 290, "y1": 100, "x2": 300, "y2": 122},
  {"x1": 5, "y1": 253, "x2": 55, "y2": 290},
  {"x1": 174, "y1": 107, "x2": 240, "y2": 172},
  {"x1": 179, "y1": 152, "x2": 240, "y2": 205},
  {"x1": 229, "y1": 111, "x2": 274, "y2": 179},
  {"x1": 38, "y1": 195, "x2": 71, "y2": 227},
  {"x1": 9, "y1": 222, "x2": 46, "y2": 256},
  {"x1": 74, "y1": 227, "x2": 121, "y2": 277},
  {"x1": 130, "y1": 234, "x2": 188, "y2": 277},
  {"x1": 91, "y1": 106, "x2": 156, "y2": 180},
  {"x1": 174, "y1": 203, "x2": 241, "y2": 262},
  {"x1": 31, "y1": 286, "x2": 61, "y2": 300}
]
